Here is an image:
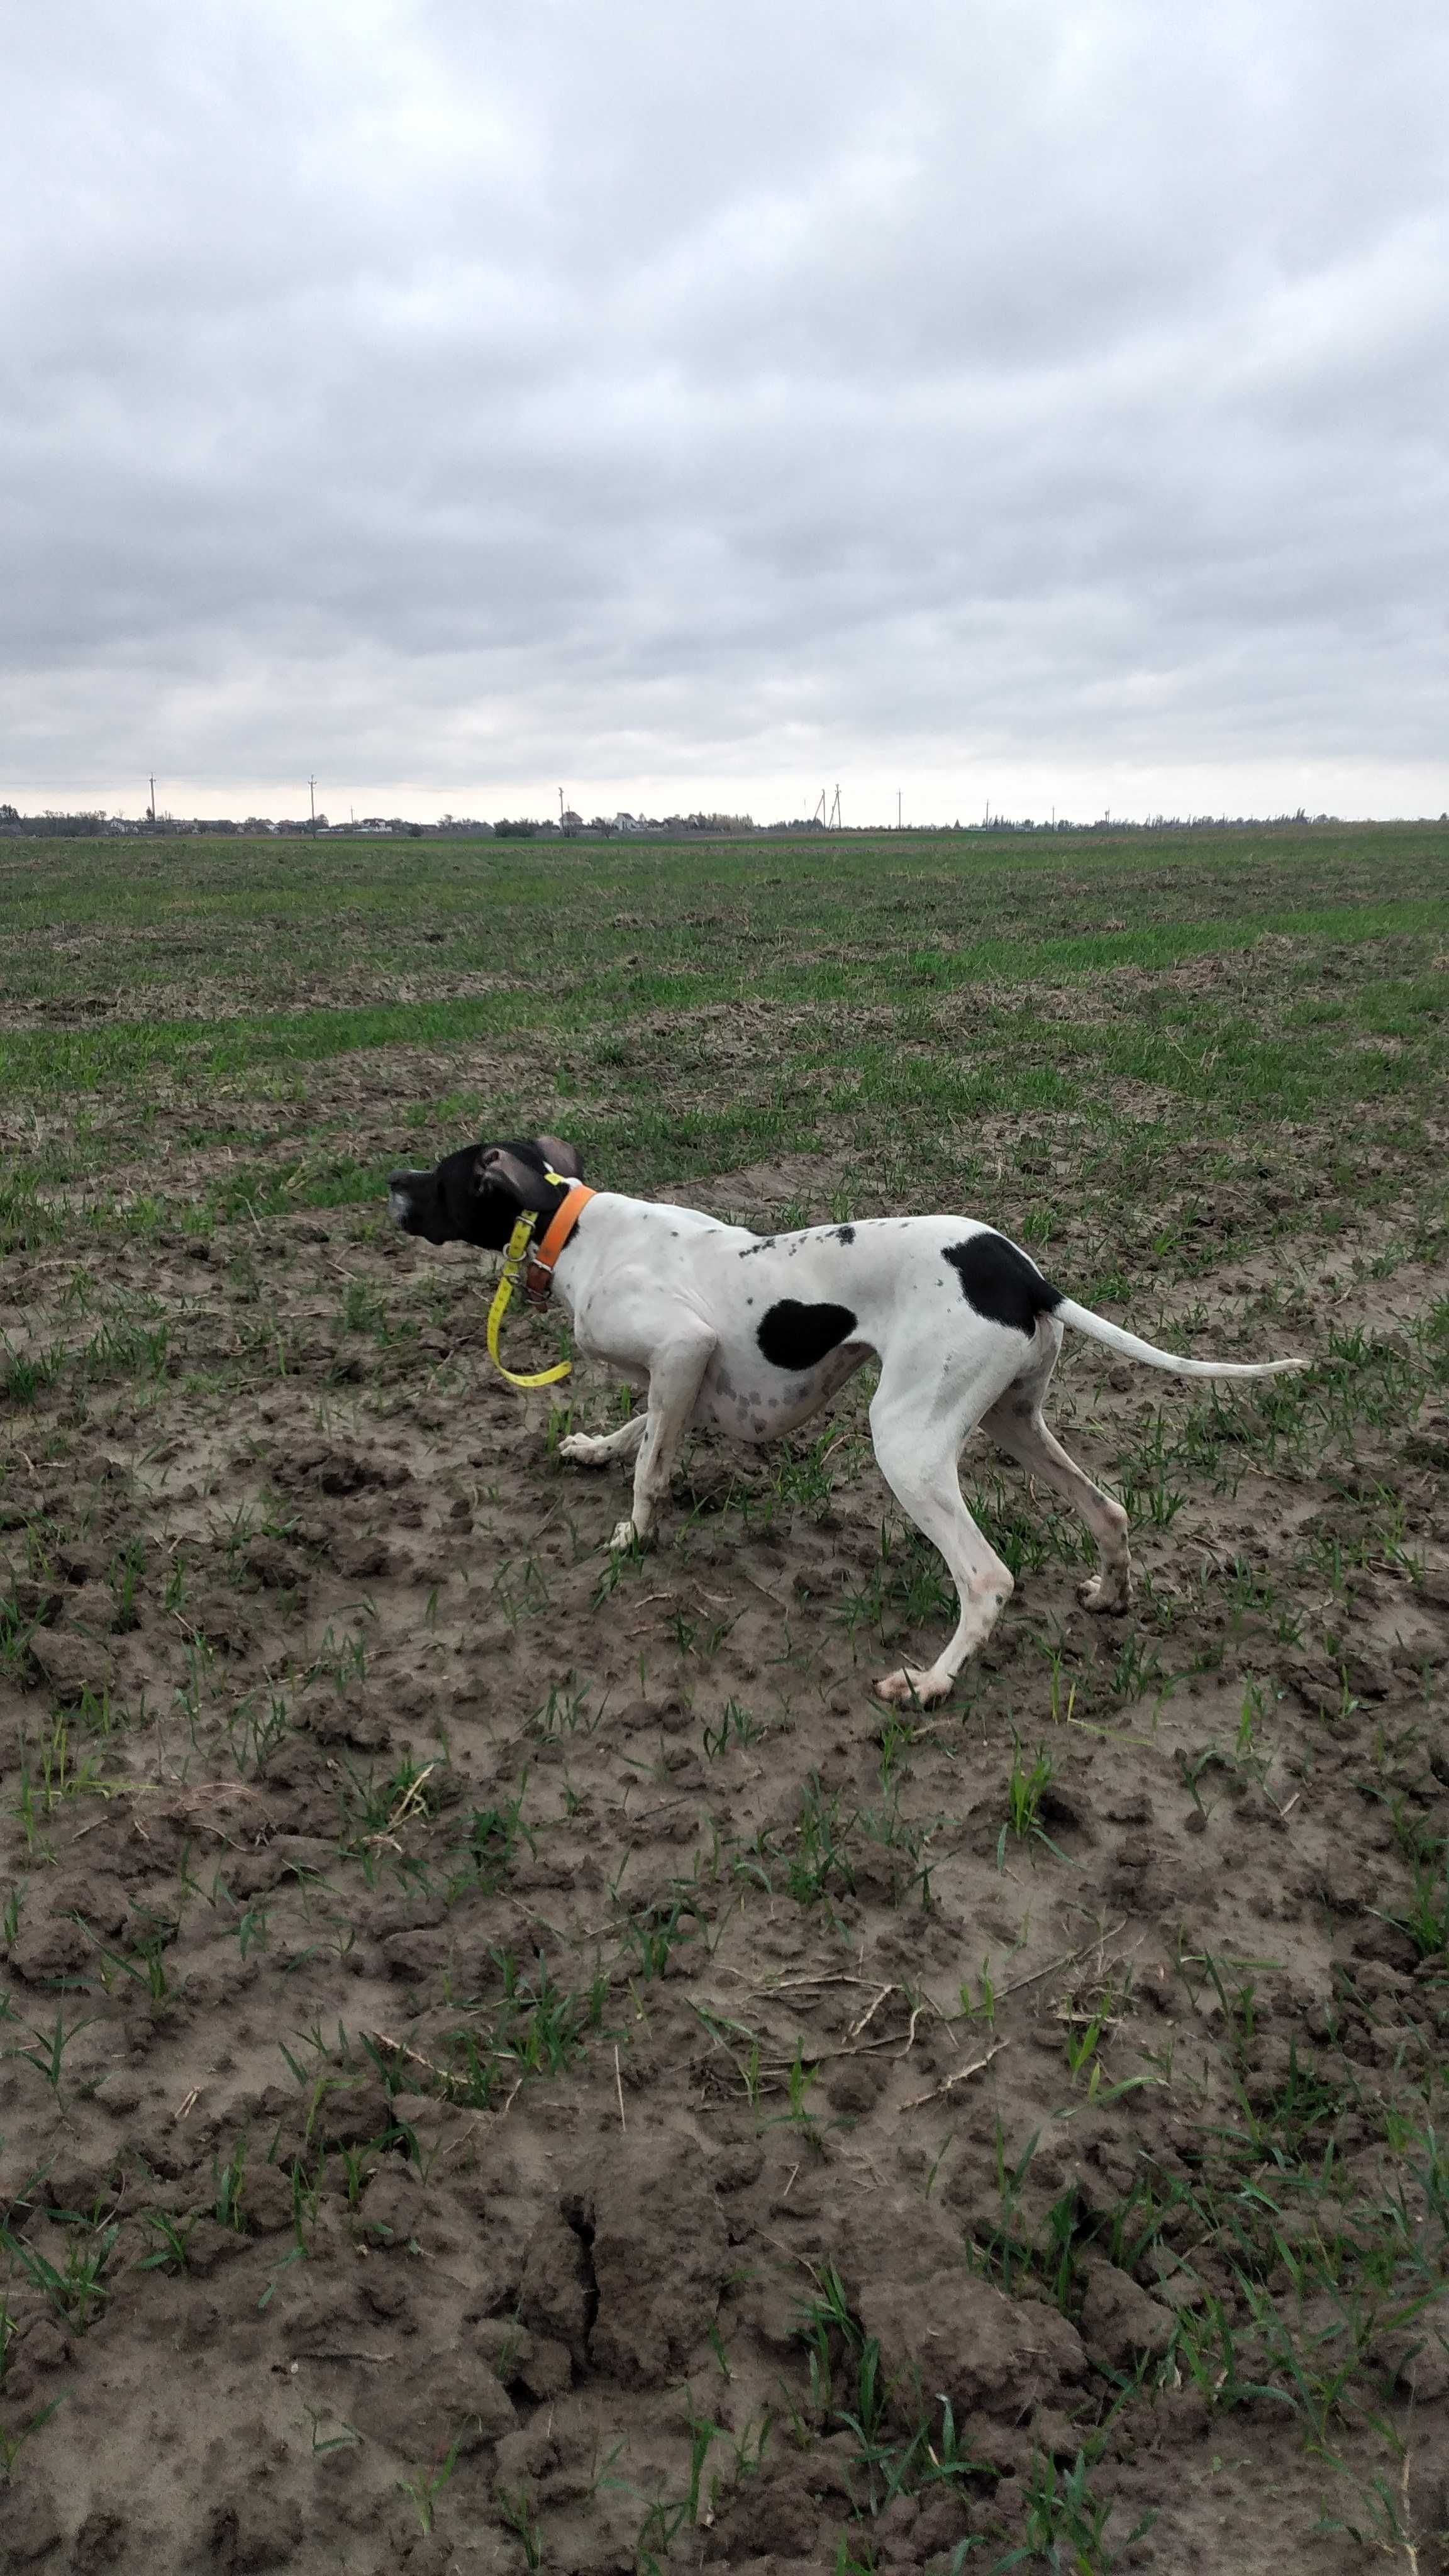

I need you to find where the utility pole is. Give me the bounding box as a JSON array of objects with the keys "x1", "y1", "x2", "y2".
[
  {"x1": 896, "y1": 791, "x2": 902, "y2": 830},
  {"x1": 148, "y1": 775, "x2": 156, "y2": 826},
  {"x1": 308, "y1": 776, "x2": 317, "y2": 834},
  {"x1": 558, "y1": 787, "x2": 564, "y2": 821}
]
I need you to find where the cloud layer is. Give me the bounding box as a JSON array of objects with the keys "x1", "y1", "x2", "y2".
[{"x1": 4, "y1": 0, "x2": 1447, "y2": 821}]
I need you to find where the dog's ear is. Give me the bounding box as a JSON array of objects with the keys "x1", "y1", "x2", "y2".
[
  {"x1": 534, "y1": 1135, "x2": 582, "y2": 1180},
  {"x1": 475, "y1": 1145, "x2": 563, "y2": 1214}
]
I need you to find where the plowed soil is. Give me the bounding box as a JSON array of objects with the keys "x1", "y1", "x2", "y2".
[{"x1": 2, "y1": 825, "x2": 1448, "y2": 2574}]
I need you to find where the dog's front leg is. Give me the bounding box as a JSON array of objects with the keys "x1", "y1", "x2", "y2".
[
  {"x1": 559, "y1": 1414, "x2": 647, "y2": 1471},
  {"x1": 609, "y1": 1326, "x2": 716, "y2": 1552}
]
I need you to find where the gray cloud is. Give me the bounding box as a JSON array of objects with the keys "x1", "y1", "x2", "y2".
[{"x1": 3, "y1": 0, "x2": 1446, "y2": 819}]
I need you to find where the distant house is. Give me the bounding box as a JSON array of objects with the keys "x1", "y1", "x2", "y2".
[{"x1": 561, "y1": 809, "x2": 583, "y2": 831}]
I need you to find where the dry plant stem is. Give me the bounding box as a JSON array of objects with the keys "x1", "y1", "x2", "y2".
[
  {"x1": 368, "y1": 2028, "x2": 457, "y2": 2093},
  {"x1": 850, "y1": 1984, "x2": 900, "y2": 2040},
  {"x1": 965, "y1": 1923, "x2": 1130, "y2": 2016},
  {"x1": 900, "y1": 2040, "x2": 1011, "y2": 2112}
]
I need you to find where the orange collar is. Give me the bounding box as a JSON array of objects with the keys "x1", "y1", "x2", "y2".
[{"x1": 524, "y1": 1183, "x2": 596, "y2": 1306}]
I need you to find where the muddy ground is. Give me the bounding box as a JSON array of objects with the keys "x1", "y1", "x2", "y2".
[
  {"x1": 3, "y1": 812, "x2": 1449, "y2": 2573},
  {"x1": 2, "y1": 1104, "x2": 1448, "y2": 2576}
]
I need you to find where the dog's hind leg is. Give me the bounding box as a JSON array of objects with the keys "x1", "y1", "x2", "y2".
[
  {"x1": 980, "y1": 1382, "x2": 1131, "y2": 1613},
  {"x1": 869, "y1": 1365, "x2": 1018, "y2": 1707},
  {"x1": 560, "y1": 1414, "x2": 647, "y2": 1470},
  {"x1": 609, "y1": 1326, "x2": 716, "y2": 1552}
]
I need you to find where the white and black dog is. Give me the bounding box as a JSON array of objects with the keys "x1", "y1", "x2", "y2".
[{"x1": 389, "y1": 1136, "x2": 1300, "y2": 1707}]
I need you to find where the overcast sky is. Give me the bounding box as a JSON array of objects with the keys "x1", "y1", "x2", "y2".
[{"x1": 4, "y1": 0, "x2": 1447, "y2": 824}]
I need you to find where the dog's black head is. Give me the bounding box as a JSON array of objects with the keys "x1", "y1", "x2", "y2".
[{"x1": 387, "y1": 1134, "x2": 582, "y2": 1249}]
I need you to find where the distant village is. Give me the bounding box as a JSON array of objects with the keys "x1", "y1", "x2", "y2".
[
  {"x1": 0, "y1": 803, "x2": 776, "y2": 839},
  {"x1": 0, "y1": 801, "x2": 1367, "y2": 840}
]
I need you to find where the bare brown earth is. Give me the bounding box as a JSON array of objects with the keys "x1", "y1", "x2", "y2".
[{"x1": 2, "y1": 1106, "x2": 1448, "y2": 2576}]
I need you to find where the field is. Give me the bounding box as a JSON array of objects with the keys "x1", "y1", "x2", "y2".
[{"x1": 1, "y1": 820, "x2": 1448, "y2": 2575}]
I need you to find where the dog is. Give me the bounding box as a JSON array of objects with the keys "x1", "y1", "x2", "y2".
[{"x1": 388, "y1": 1135, "x2": 1301, "y2": 1706}]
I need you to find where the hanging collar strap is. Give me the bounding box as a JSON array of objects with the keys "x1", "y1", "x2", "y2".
[{"x1": 484, "y1": 1177, "x2": 596, "y2": 1391}]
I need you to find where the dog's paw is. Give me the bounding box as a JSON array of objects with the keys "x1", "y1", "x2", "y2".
[
  {"x1": 1078, "y1": 1572, "x2": 1131, "y2": 1614},
  {"x1": 608, "y1": 1518, "x2": 645, "y2": 1553},
  {"x1": 560, "y1": 1433, "x2": 611, "y2": 1467},
  {"x1": 874, "y1": 1663, "x2": 952, "y2": 1709}
]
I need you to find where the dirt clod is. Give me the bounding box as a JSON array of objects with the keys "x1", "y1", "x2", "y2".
[
  {"x1": 1078, "y1": 2258, "x2": 1176, "y2": 2370},
  {"x1": 583, "y1": 2138, "x2": 731, "y2": 2387},
  {"x1": 519, "y1": 2207, "x2": 597, "y2": 2368}
]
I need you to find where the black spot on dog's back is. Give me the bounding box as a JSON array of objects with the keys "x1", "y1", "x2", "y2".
[
  {"x1": 943, "y1": 1233, "x2": 1062, "y2": 1335},
  {"x1": 832, "y1": 1224, "x2": 856, "y2": 1245},
  {"x1": 757, "y1": 1299, "x2": 858, "y2": 1371}
]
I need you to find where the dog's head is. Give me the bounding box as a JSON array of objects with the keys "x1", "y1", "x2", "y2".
[{"x1": 387, "y1": 1134, "x2": 583, "y2": 1249}]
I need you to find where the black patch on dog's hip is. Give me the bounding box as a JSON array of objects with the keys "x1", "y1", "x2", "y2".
[
  {"x1": 943, "y1": 1234, "x2": 1062, "y2": 1335},
  {"x1": 757, "y1": 1300, "x2": 859, "y2": 1371}
]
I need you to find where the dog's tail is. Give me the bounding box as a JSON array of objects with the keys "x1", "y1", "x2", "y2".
[{"x1": 1055, "y1": 1299, "x2": 1304, "y2": 1379}]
